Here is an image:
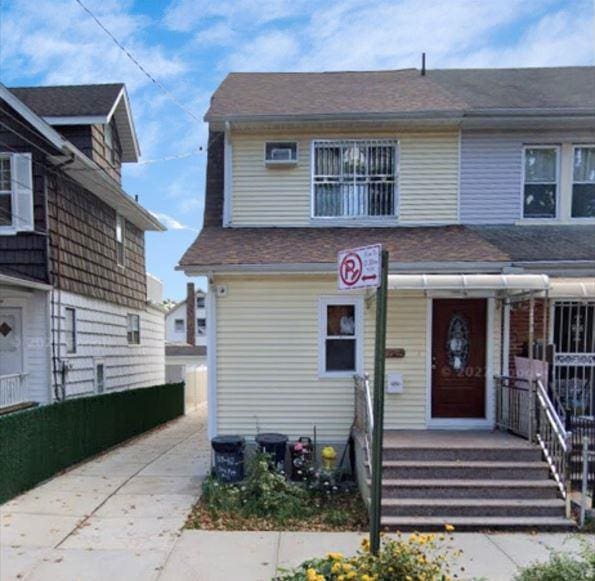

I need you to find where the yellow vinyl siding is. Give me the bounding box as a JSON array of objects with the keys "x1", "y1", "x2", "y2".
[
  {"x1": 215, "y1": 275, "x2": 502, "y2": 440},
  {"x1": 215, "y1": 275, "x2": 429, "y2": 440},
  {"x1": 230, "y1": 130, "x2": 459, "y2": 226}
]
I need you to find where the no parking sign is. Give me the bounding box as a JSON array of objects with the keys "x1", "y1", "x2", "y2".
[{"x1": 337, "y1": 244, "x2": 382, "y2": 290}]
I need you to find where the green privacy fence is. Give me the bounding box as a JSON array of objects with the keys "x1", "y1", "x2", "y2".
[{"x1": 0, "y1": 383, "x2": 185, "y2": 504}]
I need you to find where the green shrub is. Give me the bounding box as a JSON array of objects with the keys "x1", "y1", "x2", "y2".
[
  {"x1": 274, "y1": 532, "x2": 459, "y2": 581},
  {"x1": 0, "y1": 383, "x2": 184, "y2": 503},
  {"x1": 513, "y1": 542, "x2": 595, "y2": 581},
  {"x1": 193, "y1": 451, "x2": 368, "y2": 531}
]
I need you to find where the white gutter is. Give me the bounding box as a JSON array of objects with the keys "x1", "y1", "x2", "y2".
[
  {"x1": 0, "y1": 273, "x2": 52, "y2": 291},
  {"x1": 548, "y1": 278, "x2": 595, "y2": 299}
]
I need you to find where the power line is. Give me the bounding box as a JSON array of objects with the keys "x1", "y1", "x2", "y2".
[{"x1": 73, "y1": 0, "x2": 203, "y2": 125}]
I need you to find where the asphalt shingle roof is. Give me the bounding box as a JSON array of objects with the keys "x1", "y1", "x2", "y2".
[
  {"x1": 205, "y1": 66, "x2": 595, "y2": 121},
  {"x1": 9, "y1": 83, "x2": 124, "y2": 118}
]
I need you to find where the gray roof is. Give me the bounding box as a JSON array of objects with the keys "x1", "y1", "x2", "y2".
[
  {"x1": 9, "y1": 84, "x2": 124, "y2": 118},
  {"x1": 165, "y1": 344, "x2": 206, "y2": 357},
  {"x1": 205, "y1": 66, "x2": 595, "y2": 121},
  {"x1": 472, "y1": 225, "x2": 595, "y2": 262},
  {"x1": 428, "y1": 67, "x2": 595, "y2": 113}
]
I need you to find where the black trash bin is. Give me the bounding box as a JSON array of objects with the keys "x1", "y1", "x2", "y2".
[
  {"x1": 211, "y1": 435, "x2": 245, "y2": 483},
  {"x1": 255, "y1": 433, "x2": 288, "y2": 472}
]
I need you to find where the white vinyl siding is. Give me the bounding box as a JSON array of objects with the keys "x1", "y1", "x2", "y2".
[
  {"x1": 0, "y1": 152, "x2": 34, "y2": 233},
  {"x1": 230, "y1": 130, "x2": 459, "y2": 226},
  {"x1": 52, "y1": 291, "x2": 165, "y2": 398}
]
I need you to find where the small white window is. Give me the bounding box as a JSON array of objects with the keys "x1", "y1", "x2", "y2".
[
  {"x1": 319, "y1": 297, "x2": 363, "y2": 377},
  {"x1": 197, "y1": 318, "x2": 206, "y2": 335},
  {"x1": 127, "y1": 314, "x2": 140, "y2": 344},
  {"x1": 174, "y1": 319, "x2": 185, "y2": 332},
  {"x1": 523, "y1": 147, "x2": 558, "y2": 219},
  {"x1": 95, "y1": 361, "x2": 105, "y2": 393},
  {"x1": 196, "y1": 295, "x2": 205, "y2": 309},
  {"x1": 116, "y1": 214, "x2": 125, "y2": 266},
  {"x1": 265, "y1": 141, "x2": 298, "y2": 165},
  {"x1": 64, "y1": 307, "x2": 76, "y2": 354},
  {"x1": 572, "y1": 146, "x2": 595, "y2": 218},
  {"x1": 104, "y1": 123, "x2": 115, "y2": 163},
  {"x1": 0, "y1": 152, "x2": 33, "y2": 233}
]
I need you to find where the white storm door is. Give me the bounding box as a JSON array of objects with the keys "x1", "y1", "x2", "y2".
[{"x1": 0, "y1": 308, "x2": 23, "y2": 375}]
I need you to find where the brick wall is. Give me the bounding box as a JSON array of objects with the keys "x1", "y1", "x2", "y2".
[{"x1": 508, "y1": 299, "x2": 547, "y2": 374}]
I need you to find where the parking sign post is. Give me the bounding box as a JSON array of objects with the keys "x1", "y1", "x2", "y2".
[{"x1": 336, "y1": 244, "x2": 387, "y2": 555}]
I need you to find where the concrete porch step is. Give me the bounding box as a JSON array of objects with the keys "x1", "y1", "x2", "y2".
[
  {"x1": 380, "y1": 515, "x2": 576, "y2": 532},
  {"x1": 381, "y1": 498, "x2": 566, "y2": 517},
  {"x1": 378, "y1": 479, "x2": 560, "y2": 499},
  {"x1": 380, "y1": 460, "x2": 549, "y2": 480},
  {"x1": 382, "y1": 446, "x2": 542, "y2": 462}
]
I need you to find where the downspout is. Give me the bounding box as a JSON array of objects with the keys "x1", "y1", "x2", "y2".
[
  {"x1": 50, "y1": 154, "x2": 76, "y2": 401},
  {"x1": 206, "y1": 271, "x2": 217, "y2": 440}
]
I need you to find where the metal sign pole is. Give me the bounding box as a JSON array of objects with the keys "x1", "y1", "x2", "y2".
[{"x1": 370, "y1": 249, "x2": 388, "y2": 555}]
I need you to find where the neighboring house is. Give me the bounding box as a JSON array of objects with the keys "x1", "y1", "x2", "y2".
[
  {"x1": 165, "y1": 285, "x2": 207, "y2": 347},
  {"x1": 178, "y1": 66, "x2": 595, "y2": 529},
  {"x1": 164, "y1": 283, "x2": 207, "y2": 408},
  {"x1": 0, "y1": 82, "x2": 166, "y2": 411}
]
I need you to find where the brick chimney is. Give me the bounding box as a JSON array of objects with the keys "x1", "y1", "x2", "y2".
[{"x1": 186, "y1": 282, "x2": 196, "y2": 346}]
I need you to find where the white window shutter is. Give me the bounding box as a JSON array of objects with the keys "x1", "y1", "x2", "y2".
[{"x1": 13, "y1": 153, "x2": 34, "y2": 232}]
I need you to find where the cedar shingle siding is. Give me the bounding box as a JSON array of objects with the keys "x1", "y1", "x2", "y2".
[
  {"x1": 0, "y1": 109, "x2": 50, "y2": 282},
  {"x1": 47, "y1": 170, "x2": 146, "y2": 309}
]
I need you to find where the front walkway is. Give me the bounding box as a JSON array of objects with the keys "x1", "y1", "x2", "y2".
[{"x1": 0, "y1": 407, "x2": 210, "y2": 580}]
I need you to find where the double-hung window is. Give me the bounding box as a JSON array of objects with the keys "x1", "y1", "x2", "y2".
[
  {"x1": 572, "y1": 146, "x2": 595, "y2": 218},
  {"x1": 523, "y1": 147, "x2": 558, "y2": 219},
  {"x1": 319, "y1": 297, "x2": 362, "y2": 377},
  {"x1": 312, "y1": 140, "x2": 397, "y2": 218},
  {"x1": 174, "y1": 319, "x2": 185, "y2": 332},
  {"x1": 197, "y1": 318, "x2": 206, "y2": 335},
  {"x1": 116, "y1": 214, "x2": 125, "y2": 266},
  {"x1": 0, "y1": 153, "x2": 33, "y2": 233},
  {"x1": 127, "y1": 314, "x2": 140, "y2": 345}
]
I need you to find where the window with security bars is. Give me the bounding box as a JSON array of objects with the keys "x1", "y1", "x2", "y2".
[{"x1": 312, "y1": 140, "x2": 398, "y2": 218}]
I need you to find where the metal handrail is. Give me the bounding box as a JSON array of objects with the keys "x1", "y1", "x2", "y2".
[
  {"x1": 354, "y1": 373, "x2": 374, "y2": 468},
  {"x1": 535, "y1": 378, "x2": 572, "y2": 505}
]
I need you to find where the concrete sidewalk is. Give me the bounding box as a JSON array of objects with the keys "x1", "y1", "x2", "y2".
[
  {"x1": 1, "y1": 406, "x2": 592, "y2": 581},
  {"x1": 158, "y1": 530, "x2": 592, "y2": 581},
  {"x1": 0, "y1": 406, "x2": 210, "y2": 580}
]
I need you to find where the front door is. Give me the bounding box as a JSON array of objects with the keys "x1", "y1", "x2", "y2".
[
  {"x1": 0, "y1": 307, "x2": 23, "y2": 376},
  {"x1": 432, "y1": 299, "x2": 486, "y2": 418}
]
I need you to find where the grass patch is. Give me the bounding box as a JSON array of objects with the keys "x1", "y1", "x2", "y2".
[{"x1": 185, "y1": 451, "x2": 369, "y2": 532}]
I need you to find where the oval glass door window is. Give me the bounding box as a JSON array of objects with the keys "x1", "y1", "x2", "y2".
[{"x1": 446, "y1": 314, "x2": 469, "y2": 374}]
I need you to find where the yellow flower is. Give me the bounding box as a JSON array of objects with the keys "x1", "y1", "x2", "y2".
[
  {"x1": 360, "y1": 538, "x2": 370, "y2": 551},
  {"x1": 346, "y1": 573, "x2": 356, "y2": 580},
  {"x1": 331, "y1": 562, "x2": 342, "y2": 574},
  {"x1": 444, "y1": 523, "x2": 455, "y2": 533},
  {"x1": 342, "y1": 563, "x2": 352, "y2": 572},
  {"x1": 306, "y1": 568, "x2": 318, "y2": 581},
  {"x1": 327, "y1": 552, "x2": 343, "y2": 561}
]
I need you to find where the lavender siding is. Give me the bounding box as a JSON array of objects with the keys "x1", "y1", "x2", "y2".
[{"x1": 460, "y1": 130, "x2": 595, "y2": 224}]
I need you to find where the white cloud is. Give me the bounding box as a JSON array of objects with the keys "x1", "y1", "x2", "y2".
[{"x1": 150, "y1": 211, "x2": 198, "y2": 232}]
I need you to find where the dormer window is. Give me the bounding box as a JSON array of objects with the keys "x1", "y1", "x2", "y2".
[{"x1": 312, "y1": 140, "x2": 398, "y2": 219}]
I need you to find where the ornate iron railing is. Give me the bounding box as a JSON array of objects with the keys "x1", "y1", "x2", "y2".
[
  {"x1": 0, "y1": 373, "x2": 28, "y2": 409},
  {"x1": 354, "y1": 373, "x2": 373, "y2": 465}
]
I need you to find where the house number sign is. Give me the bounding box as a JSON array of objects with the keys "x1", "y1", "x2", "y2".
[{"x1": 385, "y1": 348, "x2": 406, "y2": 359}]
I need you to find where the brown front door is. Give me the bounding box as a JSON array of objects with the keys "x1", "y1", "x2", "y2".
[{"x1": 432, "y1": 299, "x2": 487, "y2": 418}]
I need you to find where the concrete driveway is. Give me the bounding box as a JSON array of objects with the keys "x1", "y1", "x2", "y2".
[{"x1": 1, "y1": 407, "x2": 210, "y2": 580}]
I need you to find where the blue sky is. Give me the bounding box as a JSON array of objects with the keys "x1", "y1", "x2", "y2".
[{"x1": 0, "y1": 0, "x2": 593, "y2": 300}]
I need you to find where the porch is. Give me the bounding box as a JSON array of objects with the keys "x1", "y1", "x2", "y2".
[{"x1": 0, "y1": 373, "x2": 32, "y2": 413}]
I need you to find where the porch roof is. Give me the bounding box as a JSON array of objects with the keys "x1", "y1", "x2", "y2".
[
  {"x1": 387, "y1": 273, "x2": 549, "y2": 294},
  {"x1": 549, "y1": 278, "x2": 595, "y2": 299}
]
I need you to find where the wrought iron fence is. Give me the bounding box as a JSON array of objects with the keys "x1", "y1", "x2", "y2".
[{"x1": 569, "y1": 415, "x2": 595, "y2": 495}]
